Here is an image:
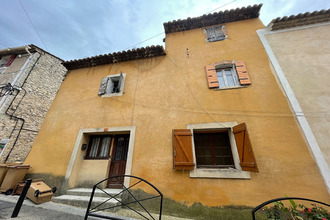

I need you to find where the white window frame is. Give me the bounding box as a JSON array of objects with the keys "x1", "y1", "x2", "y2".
[
  {"x1": 215, "y1": 64, "x2": 241, "y2": 90},
  {"x1": 187, "y1": 122, "x2": 250, "y2": 179},
  {"x1": 101, "y1": 73, "x2": 126, "y2": 98}
]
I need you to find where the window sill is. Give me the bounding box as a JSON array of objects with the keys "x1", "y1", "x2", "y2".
[
  {"x1": 213, "y1": 85, "x2": 247, "y2": 91},
  {"x1": 101, "y1": 92, "x2": 123, "y2": 98},
  {"x1": 84, "y1": 157, "x2": 110, "y2": 160},
  {"x1": 189, "y1": 168, "x2": 250, "y2": 179}
]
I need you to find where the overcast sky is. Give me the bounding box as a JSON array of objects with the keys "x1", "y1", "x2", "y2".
[{"x1": 1, "y1": 0, "x2": 329, "y2": 61}]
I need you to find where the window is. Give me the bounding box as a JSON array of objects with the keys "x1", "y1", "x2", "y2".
[
  {"x1": 173, "y1": 122, "x2": 258, "y2": 179},
  {"x1": 194, "y1": 131, "x2": 235, "y2": 169},
  {"x1": 216, "y1": 65, "x2": 239, "y2": 88},
  {"x1": 86, "y1": 135, "x2": 112, "y2": 159},
  {"x1": 203, "y1": 26, "x2": 228, "y2": 42},
  {"x1": 0, "y1": 55, "x2": 16, "y2": 74},
  {"x1": 98, "y1": 72, "x2": 126, "y2": 97},
  {"x1": 205, "y1": 60, "x2": 251, "y2": 89}
]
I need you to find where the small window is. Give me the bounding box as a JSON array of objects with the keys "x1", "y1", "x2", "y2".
[
  {"x1": 194, "y1": 130, "x2": 235, "y2": 169},
  {"x1": 203, "y1": 26, "x2": 228, "y2": 43},
  {"x1": 205, "y1": 61, "x2": 251, "y2": 90},
  {"x1": 86, "y1": 135, "x2": 112, "y2": 159},
  {"x1": 98, "y1": 72, "x2": 126, "y2": 97},
  {"x1": 216, "y1": 66, "x2": 240, "y2": 89}
]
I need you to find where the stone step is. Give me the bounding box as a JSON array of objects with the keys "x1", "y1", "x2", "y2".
[
  {"x1": 52, "y1": 194, "x2": 121, "y2": 212},
  {"x1": 66, "y1": 188, "x2": 123, "y2": 198}
]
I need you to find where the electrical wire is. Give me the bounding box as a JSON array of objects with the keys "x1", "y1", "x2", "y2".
[
  {"x1": 0, "y1": 42, "x2": 10, "y2": 48},
  {"x1": 122, "y1": 0, "x2": 239, "y2": 51},
  {"x1": 124, "y1": 32, "x2": 165, "y2": 51},
  {"x1": 206, "y1": 0, "x2": 238, "y2": 14},
  {"x1": 18, "y1": 0, "x2": 48, "y2": 50},
  {"x1": 165, "y1": 55, "x2": 228, "y2": 127}
]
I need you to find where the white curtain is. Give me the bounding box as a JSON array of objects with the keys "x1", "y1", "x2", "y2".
[
  {"x1": 89, "y1": 137, "x2": 100, "y2": 158},
  {"x1": 99, "y1": 137, "x2": 111, "y2": 158}
]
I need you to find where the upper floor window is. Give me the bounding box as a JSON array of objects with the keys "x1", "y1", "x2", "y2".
[
  {"x1": 205, "y1": 60, "x2": 251, "y2": 90},
  {"x1": 98, "y1": 72, "x2": 126, "y2": 97},
  {"x1": 203, "y1": 25, "x2": 228, "y2": 43}
]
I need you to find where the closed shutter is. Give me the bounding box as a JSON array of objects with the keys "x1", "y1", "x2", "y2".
[
  {"x1": 235, "y1": 61, "x2": 251, "y2": 85},
  {"x1": 172, "y1": 129, "x2": 194, "y2": 170},
  {"x1": 205, "y1": 65, "x2": 219, "y2": 89},
  {"x1": 207, "y1": 27, "x2": 216, "y2": 42},
  {"x1": 98, "y1": 77, "x2": 109, "y2": 96},
  {"x1": 233, "y1": 123, "x2": 258, "y2": 172},
  {"x1": 6, "y1": 55, "x2": 16, "y2": 67},
  {"x1": 214, "y1": 26, "x2": 225, "y2": 41}
]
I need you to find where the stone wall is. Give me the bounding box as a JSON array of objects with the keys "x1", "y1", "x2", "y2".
[{"x1": 0, "y1": 50, "x2": 67, "y2": 162}]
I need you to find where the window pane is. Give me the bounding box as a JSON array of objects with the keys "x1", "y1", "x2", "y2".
[
  {"x1": 225, "y1": 69, "x2": 235, "y2": 87},
  {"x1": 99, "y1": 137, "x2": 111, "y2": 158},
  {"x1": 194, "y1": 131, "x2": 234, "y2": 168},
  {"x1": 216, "y1": 71, "x2": 225, "y2": 88},
  {"x1": 89, "y1": 137, "x2": 100, "y2": 158},
  {"x1": 115, "y1": 137, "x2": 125, "y2": 160}
]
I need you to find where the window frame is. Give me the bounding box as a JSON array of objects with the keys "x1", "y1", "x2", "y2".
[
  {"x1": 215, "y1": 64, "x2": 241, "y2": 89},
  {"x1": 193, "y1": 130, "x2": 235, "y2": 169},
  {"x1": 85, "y1": 135, "x2": 113, "y2": 160},
  {"x1": 99, "y1": 73, "x2": 126, "y2": 97},
  {"x1": 187, "y1": 122, "x2": 251, "y2": 179},
  {"x1": 203, "y1": 25, "x2": 228, "y2": 43}
]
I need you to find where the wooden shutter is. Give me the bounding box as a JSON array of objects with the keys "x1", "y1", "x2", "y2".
[
  {"x1": 207, "y1": 27, "x2": 216, "y2": 42},
  {"x1": 235, "y1": 61, "x2": 251, "y2": 85},
  {"x1": 117, "y1": 72, "x2": 123, "y2": 91},
  {"x1": 6, "y1": 55, "x2": 16, "y2": 67},
  {"x1": 214, "y1": 26, "x2": 225, "y2": 41},
  {"x1": 205, "y1": 65, "x2": 219, "y2": 89},
  {"x1": 172, "y1": 129, "x2": 194, "y2": 170},
  {"x1": 233, "y1": 123, "x2": 258, "y2": 172},
  {"x1": 98, "y1": 77, "x2": 109, "y2": 96}
]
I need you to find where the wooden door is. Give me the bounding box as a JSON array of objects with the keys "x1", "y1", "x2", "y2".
[{"x1": 107, "y1": 134, "x2": 130, "y2": 188}]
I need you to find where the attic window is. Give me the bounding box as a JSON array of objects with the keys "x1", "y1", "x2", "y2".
[
  {"x1": 203, "y1": 26, "x2": 228, "y2": 43},
  {"x1": 98, "y1": 72, "x2": 126, "y2": 97}
]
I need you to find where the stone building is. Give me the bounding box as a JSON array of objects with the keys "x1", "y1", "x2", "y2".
[
  {"x1": 257, "y1": 9, "x2": 330, "y2": 193},
  {"x1": 0, "y1": 45, "x2": 67, "y2": 163}
]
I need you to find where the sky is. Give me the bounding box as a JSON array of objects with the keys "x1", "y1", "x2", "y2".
[{"x1": 1, "y1": 0, "x2": 329, "y2": 61}]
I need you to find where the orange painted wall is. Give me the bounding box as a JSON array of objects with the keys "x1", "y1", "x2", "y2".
[{"x1": 25, "y1": 18, "x2": 330, "y2": 206}]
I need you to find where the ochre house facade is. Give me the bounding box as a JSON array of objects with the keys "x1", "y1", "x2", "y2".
[
  {"x1": 258, "y1": 9, "x2": 330, "y2": 193},
  {"x1": 25, "y1": 5, "x2": 329, "y2": 207}
]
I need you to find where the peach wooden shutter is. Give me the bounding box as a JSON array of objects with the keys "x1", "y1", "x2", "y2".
[
  {"x1": 172, "y1": 129, "x2": 194, "y2": 170},
  {"x1": 235, "y1": 61, "x2": 251, "y2": 85},
  {"x1": 233, "y1": 123, "x2": 258, "y2": 172},
  {"x1": 205, "y1": 65, "x2": 219, "y2": 88}
]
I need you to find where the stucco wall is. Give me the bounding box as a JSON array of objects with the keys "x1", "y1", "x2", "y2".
[
  {"x1": 265, "y1": 23, "x2": 330, "y2": 170},
  {"x1": 25, "y1": 18, "x2": 330, "y2": 207}
]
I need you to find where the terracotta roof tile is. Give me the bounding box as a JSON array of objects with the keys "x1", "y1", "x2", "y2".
[
  {"x1": 270, "y1": 8, "x2": 330, "y2": 30},
  {"x1": 163, "y1": 4, "x2": 262, "y2": 34},
  {"x1": 63, "y1": 45, "x2": 166, "y2": 70}
]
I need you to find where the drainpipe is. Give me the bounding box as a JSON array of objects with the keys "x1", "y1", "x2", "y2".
[{"x1": 2, "y1": 46, "x2": 41, "y2": 163}]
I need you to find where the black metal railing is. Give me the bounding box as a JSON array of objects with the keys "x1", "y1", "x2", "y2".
[
  {"x1": 84, "y1": 175, "x2": 163, "y2": 220},
  {"x1": 251, "y1": 197, "x2": 330, "y2": 220}
]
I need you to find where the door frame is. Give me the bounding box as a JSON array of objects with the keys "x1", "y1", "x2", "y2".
[{"x1": 62, "y1": 126, "x2": 136, "y2": 193}]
